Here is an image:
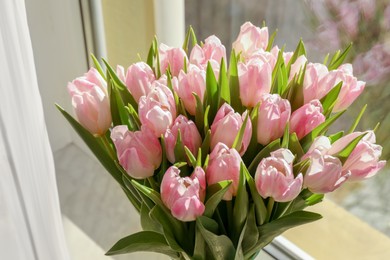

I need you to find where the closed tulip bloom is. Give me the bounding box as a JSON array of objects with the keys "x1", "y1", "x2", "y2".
[
  {"x1": 139, "y1": 82, "x2": 177, "y2": 137},
  {"x1": 238, "y1": 59, "x2": 272, "y2": 108},
  {"x1": 206, "y1": 143, "x2": 242, "y2": 201},
  {"x1": 322, "y1": 64, "x2": 365, "y2": 112},
  {"x1": 67, "y1": 68, "x2": 111, "y2": 136},
  {"x1": 159, "y1": 43, "x2": 187, "y2": 77},
  {"x1": 257, "y1": 94, "x2": 291, "y2": 145},
  {"x1": 304, "y1": 149, "x2": 349, "y2": 194},
  {"x1": 118, "y1": 62, "x2": 155, "y2": 103},
  {"x1": 190, "y1": 35, "x2": 227, "y2": 69},
  {"x1": 164, "y1": 115, "x2": 202, "y2": 163},
  {"x1": 249, "y1": 49, "x2": 277, "y2": 70},
  {"x1": 176, "y1": 65, "x2": 206, "y2": 115},
  {"x1": 255, "y1": 148, "x2": 303, "y2": 202},
  {"x1": 110, "y1": 125, "x2": 162, "y2": 179},
  {"x1": 232, "y1": 22, "x2": 268, "y2": 59},
  {"x1": 329, "y1": 131, "x2": 386, "y2": 181},
  {"x1": 161, "y1": 166, "x2": 206, "y2": 221},
  {"x1": 210, "y1": 103, "x2": 252, "y2": 155},
  {"x1": 302, "y1": 63, "x2": 330, "y2": 104},
  {"x1": 290, "y1": 100, "x2": 325, "y2": 139}
]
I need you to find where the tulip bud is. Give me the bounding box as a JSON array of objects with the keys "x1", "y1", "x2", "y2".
[
  {"x1": 290, "y1": 100, "x2": 325, "y2": 139},
  {"x1": 176, "y1": 65, "x2": 206, "y2": 115},
  {"x1": 255, "y1": 148, "x2": 303, "y2": 202},
  {"x1": 232, "y1": 22, "x2": 268, "y2": 59},
  {"x1": 111, "y1": 125, "x2": 162, "y2": 179},
  {"x1": 238, "y1": 59, "x2": 272, "y2": 108},
  {"x1": 164, "y1": 115, "x2": 202, "y2": 163},
  {"x1": 190, "y1": 35, "x2": 227, "y2": 69},
  {"x1": 302, "y1": 63, "x2": 330, "y2": 104},
  {"x1": 159, "y1": 43, "x2": 187, "y2": 77},
  {"x1": 119, "y1": 62, "x2": 156, "y2": 103},
  {"x1": 67, "y1": 68, "x2": 111, "y2": 136},
  {"x1": 303, "y1": 149, "x2": 349, "y2": 194},
  {"x1": 210, "y1": 103, "x2": 252, "y2": 155},
  {"x1": 139, "y1": 82, "x2": 177, "y2": 137},
  {"x1": 257, "y1": 94, "x2": 291, "y2": 145},
  {"x1": 329, "y1": 131, "x2": 386, "y2": 181},
  {"x1": 207, "y1": 143, "x2": 242, "y2": 200},
  {"x1": 161, "y1": 166, "x2": 206, "y2": 221}
]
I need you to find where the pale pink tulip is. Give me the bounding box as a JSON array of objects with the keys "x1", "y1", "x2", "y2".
[
  {"x1": 232, "y1": 22, "x2": 268, "y2": 59},
  {"x1": 255, "y1": 148, "x2": 303, "y2": 202},
  {"x1": 257, "y1": 94, "x2": 291, "y2": 145},
  {"x1": 67, "y1": 68, "x2": 111, "y2": 136},
  {"x1": 161, "y1": 166, "x2": 206, "y2": 221},
  {"x1": 238, "y1": 59, "x2": 272, "y2": 107},
  {"x1": 302, "y1": 63, "x2": 330, "y2": 104},
  {"x1": 206, "y1": 143, "x2": 242, "y2": 201},
  {"x1": 138, "y1": 82, "x2": 177, "y2": 137},
  {"x1": 190, "y1": 35, "x2": 227, "y2": 69},
  {"x1": 110, "y1": 125, "x2": 162, "y2": 179},
  {"x1": 249, "y1": 49, "x2": 277, "y2": 70},
  {"x1": 290, "y1": 100, "x2": 325, "y2": 139},
  {"x1": 210, "y1": 103, "x2": 252, "y2": 155},
  {"x1": 329, "y1": 131, "x2": 386, "y2": 181},
  {"x1": 164, "y1": 115, "x2": 202, "y2": 163},
  {"x1": 270, "y1": 46, "x2": 293, "y2": 66},
  {"x1": 176, "y1": 65, "x2": 206, "y2": 115},
  {"x1": 289, "y1": 55, "x2": 308, "y2": 81},
  {"x1": 118, "y1": 62, "x2": 155, "y2": 103},
  {"x1": 159, "y1": 43, "x2": 187, "y2": 77},
  {"x1": 303, "y1": 149, "x2": 349, "y2": 194},
  {"x1": 323, "y1": 65, "x2": 366, "y2": 112}
]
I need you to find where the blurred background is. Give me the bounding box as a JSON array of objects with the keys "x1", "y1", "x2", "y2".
[{"x1": 25, "y1": 0, "x2": 390, "y2": 259}]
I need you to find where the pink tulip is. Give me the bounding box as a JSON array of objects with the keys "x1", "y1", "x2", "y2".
[
  {"x1": 117, "y1": 62, "x2": 155, "y2": 103},
  {"x1": 302, "y1": 63, "x2": 330, "y2": 104},
  {"x1": 67, "y1": 68, "x2": 111, "y2": 136},
  {"x1": 322, "y1": 65, "x2": 365, "y2": 112},
  {"x1": 110, "y1": 125, "x2": 162, "y2": 179},
  {"x1": 257, "y1": 94, "x2": 291, "y2": 145},
  {"x1": 161, "y1": 166, "x2": 206, "y2": 221},
  {"x1": 159, "y1": 43, "x2": 187, "y2": 77},
  {"x1": 290, "y1": 100, "x2": 325, "y2": 139},
  {"x1": 190, "y1": 35, "x2": 227, "y2": 69},
  {"x1": 164, "y1": 115, "x2": 202, "y2": 163},
  {"x1": 339, "y1": 2, "x2": 359, "y2": 38},
  {"x1": 176, "y1": 65, "x2": 206, "y2": 115},
  {"x1": 238, "y1": 59, "x2": 272, "y2": 107},
  {"x1": 289, "y1": 55, "x2": 307, "y2": 81},
  {"x1": 249, "y1": 49, "x2": 277, "y2": 70},
  {"x1": 206, "y1": 143, "x2": 242, "y2": 201},
  {"x1": 255, "y1": 148, "x2": 303, "y2": 202},
  {"x1": 210, "y1": 103, "x2": 252, "y2": 155},
  {"x1": 139, "y1": 82, "x2": 177, "y2": 137},
  {"x1": 232, "y1": 22, "x2": 268, "y2": 59},
  {"x1": 329, "y1": 131, "x2": 386, "y2": 181},
  {"x1": 303, "y1": 148, "x2": 349, "y2": 194}
]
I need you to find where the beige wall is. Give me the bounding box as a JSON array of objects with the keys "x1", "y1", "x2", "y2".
[{"x1": 101, "y1": 0, "x2": 155, "y2": 68}]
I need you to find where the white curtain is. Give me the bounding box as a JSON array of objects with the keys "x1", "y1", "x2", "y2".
[{"x1": 0, "y1": 1, "x2": 70, "y2": 259}]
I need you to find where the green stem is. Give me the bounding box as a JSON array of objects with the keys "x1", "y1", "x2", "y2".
[
  {"x1": 101, "y1": 134, "x2": 116, "y2": 159},
  {"x1": 148, "y1": 177, "x2": 157, "y2": 191},
  {"x1": 226, "y1": 200, "x2": 233, "y2": 236},
  {"x1": 265, "y1": 197, "x2": 274, "y2": 223}
]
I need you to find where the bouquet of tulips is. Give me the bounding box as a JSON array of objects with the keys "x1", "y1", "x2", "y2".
[{"x1": 57, "y1": 22, "x2": 386, "y2": 259}]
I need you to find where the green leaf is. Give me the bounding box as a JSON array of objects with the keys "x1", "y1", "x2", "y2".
[
  {"x1": 347, "y1": 104, "x2": 367, "y2": 134},
  {"x1": 228, "y1": 49, "x2": 244, "y2": 113},
  {"x1": 300, "y1": 110, "x2": 345, "y2": 151},
  {"x1": 193, "y1": 224, "x2": 207, "y2": 260},
  {"x1": 233, "y1": 162, "x2": 249, "y2": 245},
  {"x1": 90, "y1": 53, "x2": 106, "y2": 80},
  {"x1": 305, "y1": 193, "x2": 324, "y2": 206},
  {"x1": 334, "y1": 132, "x2": 367, "y2": 164},
  {"x1": 174, "y1": 130, "x2": 186, "y2": 162},
  {"x1": 266, "y1": 30, "x2": 278, "y2": 51},
  {"x1": 218, "y1": 58, "x2": 230, "y2": 106},
  {"x1": 204, "y1": 181, "x2": 232, "y2": 217},
  {"x1": 196, "y1": 217, "x2": 236, "y2": 260},
  {"x1": 328, "y1": 43, "x2": 352, "y2": 70},
  {"x1": 140, "y1": 204, "x2": 163, "y2": 233},
  {"x1": 288, "y1": 133, "x2": 304, "y2": 160},
  {"x1": 329, "y1": 131, "x2": 344, "y2": 143},
  {"x1": 183, "y1": 26, "x2": 197, "y2": 54},
  {"x1": 243, "y1": 165, "x2": 267, "y2": 225},
  {"x1": 232, "y1": 111, "x2": 249, "y2": 153},
  {"x1": 244, "y1": 211, "x2": 322, "y2": 258},
  {"x1": 184, "y1": 146, "x2": 197, "y2": 167},
  {"x1": 286, "y1": 39, "x2": 306, "y2": 75},
  {"x1": 203, "y1": 105, "x2": 210, "y2": 134},
  {"x1": 194, "y1": 93, "x2": 205, "y2": 135},
  {"x1": 205, "y1": 62, "x2": 219, "y2": 121},
  {"x1": 147, "y1": 39, "x2": 156, "y2": 69},
  {"x1": 106, "y1": 231, "x2": 180, "y2": 258},
  {"x1": 201, "y1": 130, "x2": 211, "y2": 163},
  {"x1": 320, "y1": 81, "x2": 343, "y2": 117},
  {"x1": 108, "y1": 75, "x2": 132, "y2": 129},
  {"x1": 102, "y1": 58, "x2": 126, "y2": 90},
  {"x1": 281, "y1": 123, "x2": 290, "y2": 148},
  {"x1": 241, "y1": 205, "x2": 259, "y2": 254},
  {"x1": 248, "y1": 139, "x2": 281, "y2": 175}
]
